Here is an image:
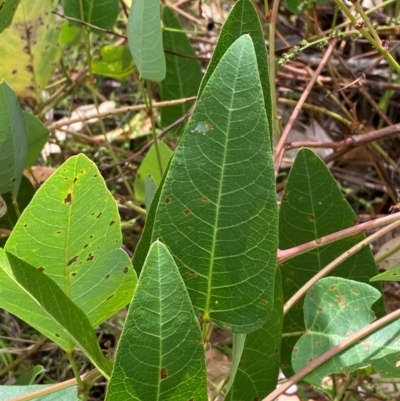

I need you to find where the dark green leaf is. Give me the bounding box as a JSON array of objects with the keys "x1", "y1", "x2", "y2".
[
  {"x1": 0, "y1": 0, "x2": 20, "y2": 33},
  {"x1": 279, "y1": 148, "x2": 385, "y2": 375},
  {"x1": 106, "y1": 241, "x2": 207, "y2": 401},
  {"x1": 150, "y1": 35, "x2": 277, "y2": 333},
  {"x1": 0, "y1": 80, "x2": 27, "y2": 197},
  {"x1": 14, "y1": 365, "x2": 45, "y2": 385},
  {"x1": 161, "y1": 6, "x2": 202, "y2": 127}
]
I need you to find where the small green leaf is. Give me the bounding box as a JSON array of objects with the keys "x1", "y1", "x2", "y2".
[
  {"x1": 145, "y1": 175, "x2": 157, "y2": 212},
  {"x1": 292, "y1": 276, "x2": 400, "y2": 385},
  {"x1": 24, "y1": 112, "x2": 50, "y2": 168},
  {"x1": 3, "y1": 251, "x2": 113, "y2": 377},
  {"x1": 0, "y1": 175, "x2": 35, "y2": 232},
  {"x1": 0, "y1": 80, "x2": 28, "y2": 197},
  {"x1": 225, "y1": 270, "x2": 283, "y2": 400},
  {"x1": 161, "y1": 6, "x2": 202, "y2": 127},
  {"x1": 198, "y1": 0, "x2": 272, "y2": 141},
  {"x1": 285, "y1": 0, "x2": 311, "y2": 14},
  {"x1": 92, "y1": 45, "x2": 135, "y2": 80},
  {"x1": 14, "y1": 365, "x2": 45, "y2": 385},
  {"x1": 0, "y1": 1, "x2": 61, "y2": 98},
  {"x1": 0, "y1": 0, "x2": 20, "y2": 33},
  {"x1": 59, "y1": 21, "x2": 82, "y2": 46},
  {"x1": 63, "y1": 0, "x2": 119, "y2": 32},
  {"x1": 0, "y1": 385, "x2": 78, "y2": 400},
  {"x1": 279, "y1": 148, "x2": 385, "y2": 375},
  {"x1": 106, "y1": 241, "x2": 207, "y2": 401},
  {"x1": 134, "y1": 141, "x2": 172, "y2": 204},
  {"x1": 127, "y1": 0, "x2": 166, "y2": 82},
  {"x1": 371, "y1": 263, "x2": 400, "y2": 281},
  {"x1": 143, "y1": 35, "x2": 277, "y2": 333},
  {"x1": 6, "y1": 154, "x2": 137, "y2": 329}
]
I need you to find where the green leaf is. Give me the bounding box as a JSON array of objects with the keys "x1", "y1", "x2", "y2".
[
  {"x1": 0, "y1": 1, "x2": 61, "y2": 98},
  {"x1": 279, "y1": 148, "x2": 385, "y2": 375},
  {"x1": 59, "y1": 21, "x2": 82, "y2": 46},
  {"x1": 371, "y1": 264, "x2": 400, "y2": 281},
  {"x1": 92, "y1": 45, "x2": 135, "y2": 80},
  {"x1": 0, "y1": 80, "x2": 28, "y2": 197},
  {"x1": 5, "y1": 154, "x2": 137, "y2": 329},
  {"x1": 292, "y1": 276, "x2": 400, "y2": 385},
  {"x1": 285, "y1": 0, "x2": 329, "y2": 14},
  {"x1": 198, "y1": 0, "x2": 272, "y2": 141},
  {"x1": 146, "y1": 35, "x2": 277, "y2": 333},
  {"x1": 14, "y1": 365, "x2": 44, "y2": 385},
  {"x1": 134, "y1": 141, "x2": 173, "y2": 204},
  {"x1": 127, "y1": 0, "x2": 166, "y2": 82},
  {"x1": 0, "y1": 175, "x2": 35, "y2": 232},
  {"x1": 0, "y1": 0, "x2": 20, "y2": 33},
  {"x1": 106, "y1": 241, "x2": 207, "y2": 401},
  {"x1": 145, "y1": 175, "x2": 157, "y2": 212},
  {"x1": 63, "y1": 0, "x2": 119, "y2": 32},
  {"x1": 225, "y1": 269, "x2": 283, "y2": 400},
  {"x1": 24, "y1": 112, "x2": 50, "y2": 168},
  {"x1": 0, "y1": 385, "x2": 78, "y2": 400},
  {"x1": 161, "y1": 6, "x2": 202, "y2": 127},
  {"x1": 3, "y1": 251, "x2": 112, "y2": 377}
]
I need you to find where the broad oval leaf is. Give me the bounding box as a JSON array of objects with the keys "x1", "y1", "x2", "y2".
[
  {"x1": 0, "y1": 1, "x2": 61, "y2": 98},
  {"x1": 1, "y1": 251, "x2": 112, "y2": 377},
  {"x1": 137, "y1": 35, "x2": 278, "y2": 333},
  {"x1": 63, "y1": 0, "x2": 119, "y2": 32},
  {"x1": 292, "y1": 276, "x2": 400, "y2": 385},
  {"x1": 0, "y1": 385, "x2": 78, "y2": 401},
  {"x1": 161, "y1": 6, "x2": 202, "y2": 127},
  {"x1": 127, "y1": 0, "x2": 166, "y2": 82},
  {"x1": 279, "y1": 148, "x2": 385, "y2": 375},
  {"x1": 0, "y1": 0, "x2": 20, "y2": 33},
  {"x1": 0, "y1": 80, "x2": 28, "y2": 197},
  {"x1": 6, "y1": 154, "x2": 137, "y2": 328},
  {"x1": 106, "y1": 241, "x2": 207, "y2": 401}
]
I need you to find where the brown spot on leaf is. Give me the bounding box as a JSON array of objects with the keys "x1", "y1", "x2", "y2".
[
  {"x1": 309, "y1": 215, "x2": 315, "y2": 221},
  {"x1": 188, "y1": 270, "x2": 196, "y2": 276},
  {"x1": 261, "y1": 299, "x2": 268, "y2": 306},
  {"x1": 165, "y1": 197, "x2": 171, "y2": 204},
  {"x1": 12, "y1": 69, "x2": 17, "y2": 75},
  {"x1": 316, "y1": 341, "x2": 321, "y2": 347},
  {"x1": 83, "y1": 244, "x2": 89, "y2": 249},
  {"x1": 201, "y1": 196, "x2": 209, "y2": 203},
  {"x1": 110, "y1": 220, "x2": 116, "y2": 226},
  {"x1": 183, "y1": 209, "x2": 191, "y2": 216},
  {"x1": 38, "y1": 267, "x2": 45, "y2": 272},
  {"x1": 123, "y1": 267, "x2": 129, "y2": 274},
  {"x1": 93, "y1": 174, "x2": 98, "y2": 178},
  {"x1": 55, "y1": 333, "x2": 60, "y2": 337},
  {"x1": 105, "y1": 274, "x2": 110, "y2": 279},
  {"x1": 223, "y1": 322, "x2": 231, "y2": 330},
  {"x1": 96, "y1": 212, "x2": 102, "y2": 218},
  {"x1": 318, "y1": 307, "x2": 324, "y2": 313},
  {"x1": 67, "y1": 256, "x2": 78, "y2": 266},
  {"x1": 74, "y1": 177, "x2": 77, "y2": 183},
  {"x1": 331, "y1": 285, "x2": 338, "y2": 290},
  {"x1": 275, "y1": 348, "x2": 280, "y2": 354},
  {"x1": 160, "y1": 367, "x2": 168, "y2": 379},
  {"x1": 87, "y1": 253, "x2": 94, "y2": 261},
  {"x1": 71, "y1": 272, "x2": 77, "y2": 277},
  {"x1": 64, "y1": 193, "x2": 72, "y2": 204},
  {"x1": 106, "y1": 294, "x2": 114, "y2": 301}
]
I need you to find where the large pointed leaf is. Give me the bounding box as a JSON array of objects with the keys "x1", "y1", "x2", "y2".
[
  {"x1": 137, "y1": 35, "x2": 278, "y2": 333},
  {"x1": 106, "y1": 241, "x2": 207, "y2": 401},
  {"x1": 2, "y1": 251, "x2": 112, "y2": 377},
  {"x1": 6, "y1": 154, "x2": 137, "y2": 328},
  {"x1": 292, "y1": 277, "x2": 400, "y2": 385},
  {"x1": 226, "y1": 270, "x2": 283, "y2": 400},
  {"x1": 0, "y1": 1, "x2": 61, "y2": 98},
  {"x1": 0, "y1": 80, "x2": 28, "y2": 197},
  {"x1": 63, "y1": 0, "x2": 119, "y2": 31},
  {"x1": 279, "y1": 148, "x2": 385, "y2": 374},
  {"x1": 0, "y1": 0, "x2": 20, "y2": 33},
  {"x1": 161, "y1": 6, "x2": 202, "y2": 127},
  {"x1": 198, "y1": 0, "x2": 272, "y2": 140},
  {"x1": 127, "y1": 0, "x2": 166, "y2": 82}
]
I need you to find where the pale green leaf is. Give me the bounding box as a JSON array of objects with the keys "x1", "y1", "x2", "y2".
[
  {"x1": 127, "y1": 0, "x2": 166, "y2": 82},
  {"x1": 24, "y1": 111, "x2": 50, "y2": 168},
  {"x1": 2, "y1": 251, "x2": 112, "y2": 377},
  {"x1": 0, "y1": 385, "x2": 78, "y2": 400},
  {"x1": 0, "y1": 80, "x2": 28, "y2": 197},
  {"x1": 106, "y1": 241, "x2": 207, "y2": 401},
  {"x1": 161, "y1": 6, "x2": 202, "y2": 127},
  {"x1": 6, "y1": 154, "x2": 137, "y2": 329},
  {"x1": 135, "y1": 35, "x2": 278, "y2": 333},
  {"x1": 145, "y1": 175, "x2": 157, "y2": 212},
  {"x1": 370, "y1": 263, "x2": 400, "y2": 281},
  {"x1": 279, "y1": 148, "x2": 385, "y2": 375},
  {"x1": 0, "y1": 0, "x2": 20, "y2": 33},
  {"x1": 292, "y1": 277, "x2": 400, "y2": 385},
  {"x1": 63, "y1": 0, "x2": 119, "y2": 31},
  {"x1": 134, "y1": 141, "x2": 172, "y2": 204},
  {"x1": 0, "y1": 1, "x2": 61, "y2": 98}
]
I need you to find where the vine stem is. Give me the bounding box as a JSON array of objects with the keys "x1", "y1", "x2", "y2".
[
  {"x1": 283, "y1": 219, "x2": 400, "y2": 315},
  {"x1": 262, "y1": 307, "x2": 400, "y2": 401}
]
